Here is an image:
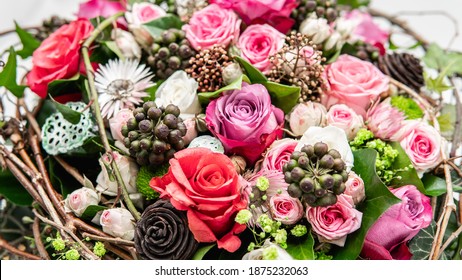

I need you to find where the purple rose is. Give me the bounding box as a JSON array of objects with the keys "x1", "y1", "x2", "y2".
[
  {"x1": 361, "y1": 185, "x2": 432, "y2": 260},
  {"x1": 205, "y1": 82, "x2": 284, "y2": 164}
]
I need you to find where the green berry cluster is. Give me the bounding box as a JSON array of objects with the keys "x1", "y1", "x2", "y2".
[
  {"x1": 283, "y1": 142, "x2": 348, "y2": 207},
  {"x1": 247, "y1": 214, "x2": 288, "y2": 251}
]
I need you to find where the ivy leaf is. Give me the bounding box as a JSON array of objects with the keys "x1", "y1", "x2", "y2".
[
  {"x1": 423, "y1": 43, "x2": 462, "y2": 75},
  {"x1": 0, "y1": 47, "x2": 27, "y2": 98},
  {"x1": 333, "y1": 149, "x2": 400, "y2": 259},
  {"x1": 409, "y1": 221, "x2": 447, "y2": 260},
  {"x1": 0, "y1": 170, "x2": 33, "y2": 206},
  {"x1": 47, "y1": 74, "x2": 81, "y2": 96},
  {"x1": 143, "y1": 15, "x2": 183, "y2": 38},
  {"x1": 80, "y1": 205, "x2": 107, "y2": 220},
  {"x1": 389, "y1": 142, "x2": 425, "y2": 192},
  {"x1": 234, "y1": 56, "x2": 267, "y2": 83},
  {"x1": 286, "y1": 231, "x2": 315, "y2": 260},
  {"x1": 262, "y1": 81, "x2": 300, "y2": 114},
  {"x1": 49, "y1": 96, "x2": 83, "y2": 125},
  {"x1": 192, "y1": 244, "x2": 216, "y2": 260},
  {"x1": 15, "y1": 21, "x2": 41, "y2": 59},
  {"x1": 424, "y1": 72, "x2": 453, "y2": 94},
  {"x1": 198, "y1": 74, "x2": 245, "y2": 104},
  {"x1": 421, "y1": 174, "x2": 462, "y2": 196}
]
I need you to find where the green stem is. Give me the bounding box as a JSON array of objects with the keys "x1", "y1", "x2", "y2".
[{"x1": 81, "y1": 12, "x2": 141, "y2": 221}]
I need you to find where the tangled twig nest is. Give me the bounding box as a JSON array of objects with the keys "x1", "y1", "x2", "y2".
[{"x1": 268, "y1": 32, "x2": 325, "y2": 102}]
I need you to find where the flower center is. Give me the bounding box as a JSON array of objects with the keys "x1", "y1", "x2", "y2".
[{"x1": 106, "y1": 79, "x2": 135, "y2": 99}]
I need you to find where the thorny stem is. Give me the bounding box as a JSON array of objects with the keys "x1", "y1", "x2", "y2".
[{"x1": 81, "y1": 11, "x2": 140, "y2": 221}]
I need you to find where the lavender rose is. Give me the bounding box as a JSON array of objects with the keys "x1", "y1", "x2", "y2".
[{"x1": 205, "y1": 82, "x2": 284, "y2": 164}]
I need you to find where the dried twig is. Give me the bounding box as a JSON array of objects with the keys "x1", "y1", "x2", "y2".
[
  {"x1": 33, "y1": 217, "x2": 50, "y2": 260},
  {"x1": 53, "y1": 155, "x2": 86, "y2": 186},
  {"x1": 0, "y1": 236, "x2": 41, "y2": 260},
  {"x1": 450, "y1": 78, "x2": 462, "y2": 158},
  {"x1": 82, "y1": 232, "x2": 135, "y2": 246}
]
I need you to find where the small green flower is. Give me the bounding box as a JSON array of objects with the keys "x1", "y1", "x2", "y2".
[
  {"x1": 247, "y1": 242, "x2": 256, "y2": 252},
  {"x1": 290, "y1": 225, "x2": 308, "y2": 237},
  {"x1": 52, "y1": 235, "x2": 66, "y2": 252},
  {"x1": 262, "y1": 246, "x2": 278, "y2": 260},
  {"x1": 273, "y1": 229, "x2": 287, "y2": 246},
  {"x1": 235, "y1": 209, "x2": 252, "y2": 224},
  {"x1": 93, "y1": 242, "x2": 106, "y2": 257},
  {"x1": 65, "y1": 249, "x2": 80, "y2": 260},
  {"x1": 256, "y1": 176, "x2": 270, "y2": 192}
]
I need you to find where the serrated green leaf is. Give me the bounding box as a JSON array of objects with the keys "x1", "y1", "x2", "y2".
[
  {"x1": 286, "y1": 231, "x2": 315, "y2": 260},
  {"x1": 389, "y1": 142, "x2": 425, "y2": 192},
  {"x1": 198, "y1": 75, "x2": 244, "y2": 104},
  {"x1": 49, "y1": 96, "x2": 83, "y2": 125},
  {"x1": 333, "y1": 149, "x2": 400, "y2": 259},
  {"x1": 0, "y1": 47, "x2": 26, "y2": 97},
  {"x1": 0, "y1": 170, "x2": 33, "y2": 206},
  {"x1": 192, "y1": 244, "x2": 216, "y2": 260},
  {"x1": 102, "y1": 41, "x2": 125, "y2": 60},
  {"x1": 15, "y1": 21, "x2": 40, "y2": 58},
  {"x1": 143, "y1": 15, "x2": 183, "y2": 38},
  {"x1": 262, "y1": 81, "x2": 300, "y2": 114},
  {"x1": 80, "y1": 205, "x2": 107, "y2": 220},
  {"x1": 409, "y1": 221, "x2": 447, "y2": 260},
  {"x1": 234, "y1": 56, "x2": 267, "y2": 83}
]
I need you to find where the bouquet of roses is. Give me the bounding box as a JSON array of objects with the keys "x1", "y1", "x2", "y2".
[{"x1": 0, "y1": 0, "x2": 461, "y2": 261}]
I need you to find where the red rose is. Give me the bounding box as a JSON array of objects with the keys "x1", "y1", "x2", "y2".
[
  {"x1": 27, "y1": 19, "x2": 94, "y2": 98},
  {"x1": 150, "y1": 148, "x2": 248, "y2": 252}
]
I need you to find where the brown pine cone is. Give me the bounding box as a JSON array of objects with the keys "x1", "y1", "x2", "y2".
[
  {"x1": 134, "y1": 199, "x2": 199, "y2": 260},
  {"x1": 378, "y1": 53, "x2": 424, "y2": 92}
]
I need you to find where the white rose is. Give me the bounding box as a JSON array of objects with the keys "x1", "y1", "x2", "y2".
[
  {"x1": 242, "y1": 240, "x2": 293, "y2": 260},
  {"x1": 300, "y1": 17, "x2": 331, "y2": 45},
  {"x1": 296, "y1": 126, "x2": 354, "y2": 172},
  {"x1": 64, "y1": 187, "x2": 100, "y2": 217},
  {"x1": 222, "y1": 63, "x2": 243, "y2": 85},
  {"x1": 111, "y1": 29, "x2": 142, "y2": 60},
  {"x1": 96, "y1": 152, "x2": 139, "y2": 196},
  {"x1": 100, "y1": 208, "x2": 135, "y2": 241},
  {"x1": 155, "y1": 70, "x2": 202, "y2": 119},
  {"x1": 288, "y1": 102, "x2": 327, "y2": 136}
]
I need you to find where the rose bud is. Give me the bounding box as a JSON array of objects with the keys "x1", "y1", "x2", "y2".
[
  {"x1": 222, "y1": 62, "x2": 243, "y2": 85},
  {"x1": 269, "y1": 193, "x2": 304, "y2": 225},
  {"x1": 64, "y1": 187, "x2": 100, "y2": 217},
  {"x1": 366, "y1": 98, "x2": 406, "y2": 141},
  {"x1": 344, "y1": 171, "x2": 365, "y2": 205},
  {"x1": 134, "y1": 199, "x2": 199, "y2": 260},
  {"x1": 100, "y1": 208, "x2": 135, "y2": 241},
  {"x1": 181, "y1": 117, "x2": 198, "y2": 145},
  {"x1": 111, "y1": 29, "x2": 142, "y2": 60},
  {"x1": 288, "y1": 102, "x2": 327, "y2": 137},
  {"x1": 300, "y1": 17, "x2": 331, "y2": 44},
  {"x1": 109, "y1": 108, "x2": 133, "y2": 143}
]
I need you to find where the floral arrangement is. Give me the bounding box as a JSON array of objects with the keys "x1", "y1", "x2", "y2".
[{"x1": 0, "y1": 0, "x2": 461, "y2": 261}]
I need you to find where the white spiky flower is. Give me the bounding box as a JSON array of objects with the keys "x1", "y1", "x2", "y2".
[{"x1": 95, "y1": 59, "x2": 154, "y2": 119}]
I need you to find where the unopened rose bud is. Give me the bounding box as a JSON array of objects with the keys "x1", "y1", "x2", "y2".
[
  {"x1": 96, "y1": 152, "x2": 139, "y2": 197},
  {"x1": 222, "y1": 63, "x2": 243, "y2": 85},
  {"x1": 64, "y1": 187, "x2": 100, "y2": 217},
  {"x1": 288, "y1": 102, "x2": 327, "y2": 136},
  {"x1": 344, "y1": 171, "x2": 365, "y2": 205},
  {"x1": 300, "y1": 17, "x2": 331, "y2": 45},
  {"x1": 230, "y1": 155, "x2": 246, "y2": 174},
  {"x1": 100, "y1": 208, "x2": 135, "y2": 241},
  {"x1": 112, "y1": 29, "x2": 142, "y2": 60}
]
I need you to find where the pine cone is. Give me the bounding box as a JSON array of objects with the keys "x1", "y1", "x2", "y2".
[
  {"x1": 134, "y1": 199, "x2": 199, "y2": 260},
  {"x1": 378, "y1": 53, "x2": 424, "y2": 92}
]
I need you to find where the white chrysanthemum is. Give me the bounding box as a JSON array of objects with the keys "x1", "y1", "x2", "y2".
[{"x1": 95, "y1": 59, "x2": 154, "y2": 119}]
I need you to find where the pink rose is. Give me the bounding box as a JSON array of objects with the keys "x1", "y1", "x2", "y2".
[
  {"x1": 27, "y1": 19, "x2": 94, "y2": 98},
  {"x1": 306, "y1": 194, "x2": 362, "y2": 247},
  {"x1": 269, "y1": 193, "x2": 304, "y2": 225},
  {"x1": 366, "y1": 98, "x2": 405, "y2": 140},
  {"x1": 260, "y1": 138, "x2": 298, "y2": 173},
  {"x1": 326, "y1": 104, "x2": 364, "y2": 140},
  {"x1": 361, "y1": 185, "x2": 432, "y2": 260},
  {"x1": 64, "y1": 187, "x2": 100, "y2": 217},
  {"x1": 100, "y1": 208, "x2": 135, "y2": 241},
  {"x1": 345, "y1": 10, "x2": 389, "y2": 47},
  {"x1": 77, "y1": 0, "x2": 126, "y2": 26},
  {"x1": 391, "y1": 120, "x2": 443, "y2": 176},
  {"x1": 205, "y1": 82, "x2": 284, "y2": 165},
  {"x1": 344, "y1": 171, "x2": 365, "y2": 205},
  {"x1": 321, "y1": 54, "x2": 389, "y2": 117},
  {"x1": 183, "y1": 4, "x2": 241, "y2": 51},
  {"x1": 288, "y1": 102, "x2": 327, "y2": 136},
  {"x1": 237, "y1": 24, "x2": 285, "y2": 73},
  {"x1": 211, "y1": 0, "x2": 298, "y2": 34},
  {"x1": 109, "y1": 108, "x2": 133, "y2": 142},
  {"x1": 126, "y1": 2, "x2": 166, "y2": 26}
]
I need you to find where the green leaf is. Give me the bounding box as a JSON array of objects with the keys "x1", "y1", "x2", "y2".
[
  {"x1": 409, "y1": 221, "x2": 447, "y2": 260},
  {"x1": 437, "y1": 113, "x2": 454, "y2": 133},
  {"x1": 0, "y1": 47, "x2": 27, "y2": 97},
  {"x1": 389, "y1": 142, "x2": 425, "y2": 192},
  {"x1": 390, "y1": 95, "x2": 424, "y2": 120},
  {"x1": 102, "y1": 41, "x2": 125, "y2": 60},
  {"x1": 198, "y1": 75, "x2": 244, "y2": 104},
  {"x1": 424, "y1": 71, "x2": 453, "y2": 94},
  {"x1": 421, "y1": 174, "x2": 462, "y2": 196},
  {"x1": 0, "y1": 170, "x2": 33, "y2": 206},
  {"x1": 286, "y1": 231, "x2": 315, "y2": 260},
  {"x1": 262, "y1": 81, "x2": 300, "y2": 114},
  {"x1": 192, "y1": 244, "x2": 216, "y2": 260},
  {"x1": 80, "y1": 205, "x2": 107, "y2": 220},
  {"x1": 49, "y1": 96, "x2": 83, "y2": 125},
  {"x1": 144, "y1": 80, "x2": 162, "y2": 101},
  {"x1": 143, "y1": 15, "x2": 183, "y2": 38},
  {"x1": 423, "y1": 43, "x2": 462, "y2": 75},
  {"x1": 337, "y1": 0, "x2": 371, "y2": 8},
  {"x1": 234, "y1": 56, "x2": 267, "y2": 83},
  {"x1": 15, "y1": 21, "x2": 40, "y2": 58},
  {"x1": 333, "y1": 149, "x2": 400, "y2": 259},
  {"x1": 47, "y1": 74, "x2": 81, "y2": 95}
]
